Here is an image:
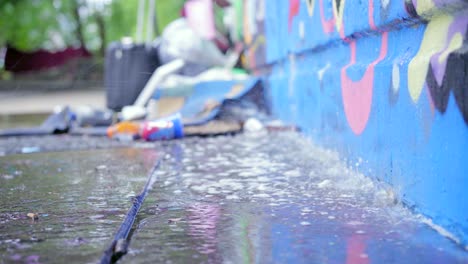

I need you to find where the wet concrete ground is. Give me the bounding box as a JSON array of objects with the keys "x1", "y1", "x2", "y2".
[{"x1": 1, "y1": 133, "x2": 468, "y2": 263}]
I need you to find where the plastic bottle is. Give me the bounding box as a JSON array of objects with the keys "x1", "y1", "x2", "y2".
[
  {"x1": 107, "y1": 121, "x2": 140, "y2": 139},
  {"x1": 140, "y1": 113, "x2": 184, "y2": 141}
]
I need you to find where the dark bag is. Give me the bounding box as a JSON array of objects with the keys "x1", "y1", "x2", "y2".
[
  {"x1": 104, "y1": 0, "x2": 159, "y2": 111},
  {"x1": 104, "y1": 42, "x2": 160, "y2": 111}
]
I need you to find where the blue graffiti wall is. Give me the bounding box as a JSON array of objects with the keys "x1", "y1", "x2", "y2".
[{"x1": 242, "y1": 0, "x2": 468, "y2": 246}]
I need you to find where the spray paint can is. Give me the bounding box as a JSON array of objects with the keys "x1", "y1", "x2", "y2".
[{"x1": 140, "y1": 113, "x2": 184, "y2": 141}]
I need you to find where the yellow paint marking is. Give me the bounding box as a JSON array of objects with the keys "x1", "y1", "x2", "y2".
[
  {"x1": 306, "y1": 0, "x2": 316, "y2": 17},
  {"x1": 332, "y1": 0, "x2": 346, "y2": 33},
  {"x1": 414, "y1": 0, "x2": 436, "y2": 15},
  {"x1": 408, "y1": 14, "x2": 453, "y2": 102}
]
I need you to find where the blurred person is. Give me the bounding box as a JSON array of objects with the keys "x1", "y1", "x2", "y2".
[{"x1": 158, "y1": 0, "x2": 240, "y2": 76}]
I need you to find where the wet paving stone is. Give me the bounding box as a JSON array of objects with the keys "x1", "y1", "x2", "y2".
[
  {"x1": 1, "y1": 132, "x2": 467, "y2": 263},
  {"x1": 0, "y1": 148, "x2": 158, "y2": 263}
]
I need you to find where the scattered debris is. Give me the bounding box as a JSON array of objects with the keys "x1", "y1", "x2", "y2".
[
  {"x1": 265, "y1": 120, "x2": 299, "y2": 132},
  {"x1": 72, "y1": 105, "x2": 113, "y2": 127},
  {"x1": 183, "y1": 120, "x2": 242, "y2": 137},
  {"x1": 243, "y1": 118, "x2": 265, "y2": 133},
  {"x1": 106, "y1": 122, "x2": 140, "y2": 139},
  {"x1": 168, "y1": 218, "x2": 183, "y2": 224},
  {"x1": 25, "y1": 255, "x2": 41, "y2": 264},
  {"x1": 65, "y1": 237, "x2": 89, "y2": 247},
  {"x1": 21, "y1": 146, "x2": 41, "y2": 154},
  {"x1": 140, "y1": 114, "x2": 184, "y2": 141},
  {"x1": 0, "y1": 106, "x2": 73, "y2": 137},
  {"x1": 27, "y1": 213, "x2": 39, "y2": 221},
  {"x1": 95, "y1": 165, "x2": 107, "y2": 171},
  {"x1": 2, "y1": 174, "x2": 14, "y2": 180}
]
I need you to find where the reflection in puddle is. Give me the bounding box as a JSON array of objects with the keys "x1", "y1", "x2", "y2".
[
  {"x1": 129, "y1": 133, "x2": 468, "y2": 263},
  {"x1": 187, "y1": 203, "x2": 221, "y2": 255},
  {"x1": 1, "y1": 133, "x2": 467, "y2": 263}
]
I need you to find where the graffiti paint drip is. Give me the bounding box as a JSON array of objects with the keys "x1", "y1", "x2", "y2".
[
  {"x1": 289, "y1": 0, "x2": 300, "y2": 32},
  {"x1": 341, "y1": 32, "x2": 389, "y2": 135}
]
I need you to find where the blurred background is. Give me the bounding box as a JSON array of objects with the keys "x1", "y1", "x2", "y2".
[{"x1": 0, "y1": 0, "x2": 184, "y2": 89}]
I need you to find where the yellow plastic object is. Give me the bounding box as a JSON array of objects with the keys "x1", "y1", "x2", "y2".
[{"x1": 107, "y1": 122, "x2": 141, "y2": 138}]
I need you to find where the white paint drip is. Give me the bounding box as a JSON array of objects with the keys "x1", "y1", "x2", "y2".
[
  {"x1": 418, "y1": 215, "x2": 463, "y2": 247},
  {"x1": 318, "y1": 63, "x2": 331, "y2": 82},
  {"x1": 392, "y1": 62, "x2": 400, "y2": 94},
  {"x1": 381, "y1": 0, "x2": 390, "y2": 9},
  {"x1": 299, "y1": 21, "x2": 305, "y2": 40}
]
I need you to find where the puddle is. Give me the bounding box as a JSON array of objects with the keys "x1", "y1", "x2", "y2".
[
  {"x1": 0, "y1": 132, "x2": 467, "y2": 263},
  {"x1": 129, "y1": 133, "x2": 467, "y2": 263}
]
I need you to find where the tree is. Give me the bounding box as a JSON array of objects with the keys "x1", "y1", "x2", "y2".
[{"x1": 0, "y1": 0, "x2": 185, "y2": 54}]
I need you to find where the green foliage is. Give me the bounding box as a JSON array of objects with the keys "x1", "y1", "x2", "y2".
[
  {"x1": 105, "y1": 0, "x2": 185, "y2": 43},
  {"x1": 156, "y1": 0, "x2": 185, "y2": 35},
  {"x1": 0, "y1": 0, "x2": 185, "y2": 53},
  {"x1": 105, "y1": 0, "x2": 138, "y2": 43},
  {"x1": 0, "y1": 0, "x2": 72, "y2": 50}
]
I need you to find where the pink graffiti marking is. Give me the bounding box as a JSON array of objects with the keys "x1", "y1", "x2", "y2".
[
  {"x1": 368, "y1": 0, "x2": 377, "y2": 30},
  {"x1": 288, "y1": 0, "x2": 300, "y2": 32},
  {"x1": 341, "y1": 32, "x2": 388, "y2": 135},
  {"x1": 319, "y1": 0, "x2": 336, "y2": 34}
]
